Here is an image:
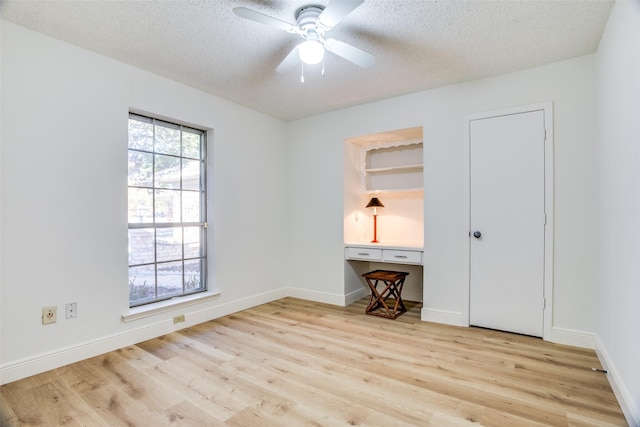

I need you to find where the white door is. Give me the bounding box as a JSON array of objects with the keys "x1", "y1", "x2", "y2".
[{"x1": 469, "y1": 110, "x2": 545, "y2": 337}]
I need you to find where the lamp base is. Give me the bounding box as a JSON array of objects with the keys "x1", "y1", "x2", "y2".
[{"x1": 371, "y1": 214, "x2": 379, "y2": 243}]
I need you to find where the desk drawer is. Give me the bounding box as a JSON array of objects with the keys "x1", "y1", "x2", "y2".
[
  {"x1": 382, "y1": 249, "x2": 423, "y2": 265},
  {"x1": 346, "y1": 247, "x2": 382, "y2": 261}
]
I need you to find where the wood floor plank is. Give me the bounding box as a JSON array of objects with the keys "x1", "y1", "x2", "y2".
[
  {"x1": 28, "y1": 379, "x2": 99, "y2": 426},
  {"x1": 57, "y1": 357, "x2": 173, "y2": 426},
  {"x1": 0, "y1": 382, "x2": 45, "y2": 425},
  {"x1": 0, "y1": 390, "x2": 19, "y2": 426},
  {"x1": 163, "y1": 399, "x2": 229, "y2": 426},
  {"x1": 0, "y1": 297, "x2": 627, "y2": 426}
]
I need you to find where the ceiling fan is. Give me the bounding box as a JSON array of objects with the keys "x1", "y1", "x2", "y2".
[{"x1": 233, "y1": 0, "x2": 375, "y2": 77}]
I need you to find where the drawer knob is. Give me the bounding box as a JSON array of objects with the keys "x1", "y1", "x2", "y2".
[
  {"x1": 394, "y1": 255, "x2": 408, "y2": 259},
  {"x1": 357, "y1": 252, "x2": 369, "y2": 256}
]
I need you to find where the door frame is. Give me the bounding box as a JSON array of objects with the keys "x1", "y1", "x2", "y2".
[{"x1": 462, "y1": 102, "x2": 554, "y2": 340}]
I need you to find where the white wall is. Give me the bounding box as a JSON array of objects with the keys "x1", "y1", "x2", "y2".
[
  {"x1": 0, "y1": 21, "x2": 289, "y2": 383},
  {"x1": 596, "y1": 0, "x2": 640, "y2": 424},
  {"x1": 288, "y1": 54, "x2": 599, "y2": 341}
]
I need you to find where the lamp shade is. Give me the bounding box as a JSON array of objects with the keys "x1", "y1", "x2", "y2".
[
  {"x1": 366, "y1": 197, "x2": 384, "y2": 208},
  {"x1": 299, "y1": 40, "x2": 325, "y2": 65}
]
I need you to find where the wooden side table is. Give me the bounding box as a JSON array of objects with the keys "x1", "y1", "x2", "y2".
[{"x1": 362, "y1": 270, "x2": 409, "y2": 319}]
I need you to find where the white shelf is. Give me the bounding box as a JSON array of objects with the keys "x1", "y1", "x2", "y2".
[
  {"x1": 363, "y1": 141, "x2": 423, "y2": 193},
  {"x1": 365, "y1": 164, "x2": 423, "y2": 173}
]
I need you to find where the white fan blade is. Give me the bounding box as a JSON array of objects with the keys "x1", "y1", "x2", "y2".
[
  {"x1": 319, "y1": 0, "x2": 364, "y2": 29},
  {"x1": 325, "y1": 38, "x2": 375, "y2": 68},
  {"x1": 233, "y1": 7, "x2": 297, "y2": 33},
  {"x1": 276, "y1": 45, "x2": 300, "y2": 73}
]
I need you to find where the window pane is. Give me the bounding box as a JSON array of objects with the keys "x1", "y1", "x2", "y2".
[
  {"x1": 128, "y1": 228, "x2": 155, "y2": 265},
  {"x1": 184, "y1": 226, "x2": 202, "y2": 259},
  {"x1": 129, "y1": 264, "x2": 156, "y2": 304},
  {"x1": 128, "y1": 119, "x2": 154, "y2": 151},
  {"x1": 182, "y1": 159, "x2": 201, "y2": 191},
  {"x1": 155, "y1": 124, "x2": 180, "y2": 156},
  {"x1": 157, "y1": 261, "x2": 182, "y2": 298},
  {"x1": 154, "y1": 189, "x2": 180, "y2": 223},
  {"x1": 184, "y1": 259, "x2": 203, "y2": 292},
  {"x1": 155, "y1": 154, "x2": 180, "y2": 189},
  {"x1": 128, "y1": 188, "x2": 153, "y2": 223},
  {"x1": 183, "y1": 131, "x2": 201, "y2": 159},
  {"x1": 182, "y1": 191, "x2": 200, "y2": 222},
  {"x1": 128, "y1": 113, "x2": 206, "y2": 307},
  {"x1": 156, "y1": 227, "x2": 182, "y2": 262},
  {"x1": 128, "y1": 151, "x2": 153, "y2": 187}
]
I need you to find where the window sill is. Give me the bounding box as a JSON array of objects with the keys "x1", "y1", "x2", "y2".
[{"x1": 121, "y1": 291, "x2": 221, "y2": 323}]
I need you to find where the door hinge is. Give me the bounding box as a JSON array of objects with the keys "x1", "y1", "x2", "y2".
[
  {"x1": 542, "y1": 297, "x2": 546, "y2": 309},
  {"x1": 544, "y1": 213, "x2": 547, "y2": 225}
]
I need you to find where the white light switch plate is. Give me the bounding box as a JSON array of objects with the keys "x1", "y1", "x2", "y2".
[{"x1": 65, "y1": 302, "x2": 77, "y2": 319}]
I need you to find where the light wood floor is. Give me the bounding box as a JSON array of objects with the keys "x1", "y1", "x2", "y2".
[{"x1": 1, "y1": 297, "x2": 626, "y2": 426}]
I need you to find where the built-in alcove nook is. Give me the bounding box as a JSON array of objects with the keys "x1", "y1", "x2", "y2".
[{"x1": 343, "y1": 127, "x2": 424, "y2": 303}]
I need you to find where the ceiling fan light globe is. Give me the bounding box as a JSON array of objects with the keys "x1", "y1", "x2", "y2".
[{"x1": 299, "y1": 40, "x2": 325, "y2": 65}]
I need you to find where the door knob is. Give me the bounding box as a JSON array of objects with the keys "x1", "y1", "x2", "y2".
[{"x1": 473, "y1": 231, "x2": 482, "y2": 238}]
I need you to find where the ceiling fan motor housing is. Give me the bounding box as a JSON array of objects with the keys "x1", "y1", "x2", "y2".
[{"x1": 296, "y1": 5, "x2": 325, "y2": 37}]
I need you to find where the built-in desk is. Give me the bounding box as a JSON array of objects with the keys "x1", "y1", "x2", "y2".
[
  {"x1": 345, "y1": 243, "x2": 423, "y2": 266},
  {"x1": 344, "y1": 243, "x2": 424, "y2": 303}
]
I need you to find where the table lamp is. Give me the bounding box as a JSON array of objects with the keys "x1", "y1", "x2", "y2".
[{"x1": 366, "y1": 197, "x2": 384, "y2": 243}]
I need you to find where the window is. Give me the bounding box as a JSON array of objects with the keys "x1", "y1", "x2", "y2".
[{"x1": 128, "y1": 113, "x2": 207, "y2": 307}]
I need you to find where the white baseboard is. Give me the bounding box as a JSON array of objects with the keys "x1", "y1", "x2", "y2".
[
  {"x1": 285, "y1": 286, "x2": 364, "y2": 307},
  {"x1": 0, "y1": 288, "x2": 289, "y2": 385},
  {"x1": 417, "y1": 316, "x2": 599, "y2": 351},
  {"x1": 344, "y1": 287, "x2": 370, "y2": 306},
  {"x1": 550, "y1": 327, "x2": 596, "y2": 349},
  {"x1": 421, "y1": 307, "x2": 466, "y2": 326},
  {"x1": 596, "y1": 336, "x2": 640, "y2": 427}
]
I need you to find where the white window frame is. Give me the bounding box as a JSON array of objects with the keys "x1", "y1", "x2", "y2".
[{"x1": 127, "y1": 113, "x2": 208, "y2": 308}]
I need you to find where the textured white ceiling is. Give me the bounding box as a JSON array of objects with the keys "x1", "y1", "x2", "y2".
[{"x1": 0, "y1": 0, "x2": 614, "y2": 121}]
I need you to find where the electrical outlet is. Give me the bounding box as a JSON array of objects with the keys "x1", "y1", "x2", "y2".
[
  {"x1": 65, "y1": 303, "x2": 77, "y2": 319},
  {"x1": 42, "y1": 306, "x2": 57, "y2": 325},
  {"x1": 173, "y1": 314, "x2": 185, "y2": 324}
]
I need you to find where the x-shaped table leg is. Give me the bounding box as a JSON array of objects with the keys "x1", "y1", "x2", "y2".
[{"x1": 364, "y1": 273, "x2": 408, "y2": 319}]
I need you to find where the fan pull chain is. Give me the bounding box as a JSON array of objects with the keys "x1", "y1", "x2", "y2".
[
  {"x1": 322, "y1": 58, "x2": 325, "y2": 77},
  {"x1": 300, "y1": 62, "x2": 305, "y2": 83}
]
